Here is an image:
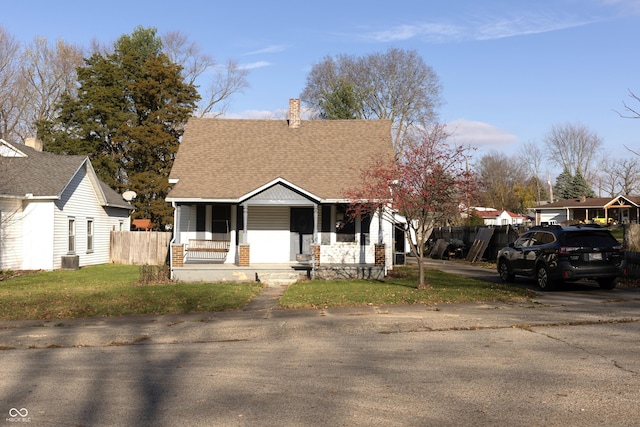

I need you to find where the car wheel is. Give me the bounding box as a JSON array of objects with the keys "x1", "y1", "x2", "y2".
[
  {"x1": 536, "y1": 264, "x2": 555, "y2": 291},
  {"x1": 498, "y1": 260, "x2": 515, "y2": 283},
  {"x1": 597, "y1": 277, "x2": 617, "y2": 290}
]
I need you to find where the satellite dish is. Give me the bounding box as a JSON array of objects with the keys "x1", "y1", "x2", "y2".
[{"x1": 122, "y1": 190, "x2": 137, "y2": 201}]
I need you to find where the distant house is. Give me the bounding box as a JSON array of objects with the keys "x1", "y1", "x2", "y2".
[
  {"x1": 166, "y1": 99, "x2": 397, "y2": 281},
  {"x1": 534, "y1": 195, "x2": 640, "y2": 225},
  {"x1": 0, "y1": 138, "x2": 133, "y2": 270},
  {"x1": 473, "y1": 208, "x2": 528, "y2": 226}
]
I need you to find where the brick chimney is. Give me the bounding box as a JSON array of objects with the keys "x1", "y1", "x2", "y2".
[
  {"x1": 288, "y1": 98, "x2": 301, "y2": 128},
  {"x1": 25, "y1": 137, "x2": 43, "y2": 152}
]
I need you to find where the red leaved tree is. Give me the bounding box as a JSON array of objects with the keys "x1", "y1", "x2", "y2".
[{"x1": 346, "y1": 124, "x2": 474, "y2": 288}]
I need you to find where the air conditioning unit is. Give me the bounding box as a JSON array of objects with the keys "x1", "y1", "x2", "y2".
[
  {"x1": 394, "y1": 252, "x2": 406, "y2": 265},
  {"x1": 61, "y1": 255, "x2": 79, "y2": 270}
]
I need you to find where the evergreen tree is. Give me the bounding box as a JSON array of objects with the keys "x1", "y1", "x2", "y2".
[
  {"x1": 318, "y1": 78, "x2": 361, "y2": 119},
  {"x1": 38, "y1": 26, "x2": 199, "y2": 229},
  {"x1": 554, "y1": 167, "x2": 573, "y2": 199},
  {"x1": 570, "y1": 169, "x2": 596, "y2": 198}
]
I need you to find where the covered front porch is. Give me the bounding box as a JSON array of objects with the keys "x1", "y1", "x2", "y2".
[{"x1": 169, "y1": 180, "x2": 393, "y2": 282}]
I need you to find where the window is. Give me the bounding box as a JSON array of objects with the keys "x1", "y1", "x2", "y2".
[
  {"x1": 68, "y1": 218, "x2": 76, "y2": 254},
  {"x1": 196, "y1": 205, "x2": 206, "y2": 232},
  {"x1": 336, "y1": 204, "x2": 355, "y2": 243},
  {"x1": 87, "y1": 219, "x2": 94, "y2": 252}
]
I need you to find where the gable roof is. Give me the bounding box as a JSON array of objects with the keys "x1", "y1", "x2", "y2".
[
  {"x1": 166, "y1": 118, "x2": 395, "y2": 201},
  {"x1": 0, "y1": 139, "x2": 132, "y2": 209},
  {"x1": 536, "y1": 195, "x2": 640, "y2": 210}
]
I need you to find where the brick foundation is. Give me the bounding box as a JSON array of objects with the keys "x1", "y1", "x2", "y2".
[
  {"x1": 172, "y1": 244, "x2": 184, "y2": 267},
  {"x1": 374, "y1": 244, "x2": 386, "y2": 266},
  {"x1": 239, "y1": 244, "x2": 250, "y2": 266}
]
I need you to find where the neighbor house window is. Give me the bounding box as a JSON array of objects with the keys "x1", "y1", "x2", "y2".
[
  {"x1": 68, "y1": 218, "x2": 76, "y2": 253},
  {"x1": 87, "y1": 219, "x2": 94, "y2": 252}
]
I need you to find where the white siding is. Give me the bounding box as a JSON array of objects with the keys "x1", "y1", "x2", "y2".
[
  {"x1": 22, "y1": 201, "x2": 55, "y2": 270},
  {"x1": 53, "y1": 164, "x2": 130, "y2": 269},
  {"x1": 0, "y1": 199, "x2": 24, "y2": 270},
  {"x1": 539, "y1": 210, "x2": 566, "y2": 225},
  {"x1": 248, "y1": 206, "x2": 290, "y2": 263}
]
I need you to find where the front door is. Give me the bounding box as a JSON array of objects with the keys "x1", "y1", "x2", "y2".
[{"x1": 290, "y1": 207, "x2": 314, "y2": 261}]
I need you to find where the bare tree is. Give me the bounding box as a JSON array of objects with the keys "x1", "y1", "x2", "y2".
[
  {"x1": 19, "y1": 37, "x2": 84, "y2": 140},
  {"x1": 162, "y1": 31, "x2": 249, "y2": 118},
  {"x1": 617, "y1": 89, "x2": 640, "y2": 119},
  {"x1": 518, "y1": 141, "x2": 546, "y2": 203},
  {"x1": 618, "y1": 158, "x2": 640, "y2": 195},
  {"x1": 0, "y1": 26, "x2": 24, "y2": 142},
  {"x1": 596, "y1": 156, "x2": 640, "y2": 196},
  {"x1": 598, "y1": 157, "x2": 619, "y2": 197},
  {"x1": 544, "y1": 122, "x2": 603, "y2": 185},
  {"x1": 301, "y1": 48, "x2": 443, "y2": 155},
  {"x1": 475, "y1": 151, "x2": 537, "y2": 213}
]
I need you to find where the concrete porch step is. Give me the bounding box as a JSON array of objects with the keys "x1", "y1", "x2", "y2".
[{"x1": 256, "y1": 271, "x2": 305, "y2": 286}]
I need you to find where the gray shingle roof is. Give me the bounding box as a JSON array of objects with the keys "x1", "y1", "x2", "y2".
[
  {"x1": 167, "y1": 118, "x2": 395, "y2": 201},
  {"x1": 0, "y1": 140, "x2": 132, "y2": 209}
]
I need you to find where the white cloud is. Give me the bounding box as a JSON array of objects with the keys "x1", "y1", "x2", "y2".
[
  {"x1": 239, "y1": 61, "x2": 271, "y2": 70},
  {"x1": 357, "y1": 11, "x2": 596, "y2": 44},
  {"x1": 363, "y1": 23, "x2": 462, "y2": 43},
  {"x1": 446, "y1": 119, "x2": 518, "y2": 151},
  {"x1": 474, "y1": 15, "x2": 594, "y2": 40},
  {"x1": 242, "y1": 45, "x2": 287, "y2": 56}
]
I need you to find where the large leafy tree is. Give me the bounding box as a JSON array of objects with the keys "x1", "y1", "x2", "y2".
[
  {"x1": 39, "y1": 27, "x2": 199, "y2": 229},
  {"x1": 301, "y1": 48, "x2": 442, "y2": 155},
  {"x1": 346, "y1": 124, "x2": 474, "y2": 289},
  {"x1": 544, "y1": 122, "x2": 602, "y2": 185},
  {"x1": 475, "y1": 151, "x2": 531, "y2": 213}
]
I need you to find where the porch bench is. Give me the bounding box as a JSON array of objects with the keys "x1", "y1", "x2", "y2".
[{"x1": 186, "y1": 239, "x2": 230, "y2": 261}]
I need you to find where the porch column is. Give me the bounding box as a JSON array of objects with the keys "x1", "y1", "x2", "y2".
[
  {"x1": 313, "y1": 204, "x2": 318, "y2": 243},
  {"x1": 242, "y1": 203, "x2": 248, "y2": 244},
  {"x1": 228, "y1": 205, "x2": 237, "y2": 264}
]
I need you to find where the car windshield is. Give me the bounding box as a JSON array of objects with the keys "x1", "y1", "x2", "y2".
[{"x1": 563, "y1": 231, "x2": 619, "y2": 247}]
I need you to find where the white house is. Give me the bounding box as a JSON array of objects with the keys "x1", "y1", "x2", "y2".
[
  {"x1": 166, "y1": 99, "x2": 398, "y2": 281},
  {"x1": 473, "y1": 208, "x2": 527, "y2": 226},
  {"x1": 0, "y1": 138, "x2": 133, "y2": 270}
]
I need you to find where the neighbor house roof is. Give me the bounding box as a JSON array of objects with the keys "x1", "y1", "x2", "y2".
[
  {"x1": 536, "y1": 195, "x2": 640, "y2": 210},
  {"x1": 167, "y1": 118, "x2": 395, "y2": 201},
  {"x1": 0, "y1": 139, "x2": 132, "y2": 209}
]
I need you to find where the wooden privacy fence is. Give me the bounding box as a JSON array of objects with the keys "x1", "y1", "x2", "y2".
[
  {"x1": 430, "y1": 225, "x2": 519, "y2": 262},
  {"x1": 110, "y1": 231, "x2": 172, "y2": 265}
]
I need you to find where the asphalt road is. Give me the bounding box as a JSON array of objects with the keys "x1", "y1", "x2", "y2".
[{"x1": 1, "y1": 260, "x2": 639, "y2": 426}]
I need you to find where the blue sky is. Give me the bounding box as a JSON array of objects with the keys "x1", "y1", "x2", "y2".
[{"x1": 2, "y1": 0, "x2": 639, "y2": 171}]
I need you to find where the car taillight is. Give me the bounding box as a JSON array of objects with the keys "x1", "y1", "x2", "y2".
[{"x1": 559, "y1": 247, "x2": 580, "y2": 255}]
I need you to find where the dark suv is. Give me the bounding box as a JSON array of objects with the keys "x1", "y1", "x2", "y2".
[{"x1": 497, "y1": 224, "x2": 626, "y2": 290}]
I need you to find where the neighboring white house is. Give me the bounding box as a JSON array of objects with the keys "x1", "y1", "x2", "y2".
[
  {"x1": 0, "y1": 138, "x2": 133, "y2": 270},
  {"x1": 473, "y1": 208, "x2": 528, "y2": 226},
  {"x1": 166, "y1": 99, "x2": 398, "y2": 281}
]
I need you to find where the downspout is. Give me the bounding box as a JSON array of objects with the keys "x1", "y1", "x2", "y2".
[
  {"x1": 169, "y1": 201, "x2": 179, "y2": 280},
  {"x1": 313, "y1": 204, "x2": 318, "y2": 277},
  {"x1": 378, "y1": 206, "x2": 384, "y2": 245}
]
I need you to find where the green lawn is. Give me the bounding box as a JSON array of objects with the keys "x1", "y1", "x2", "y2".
[
  {"x1": 280, "y1": 265, "x2": 533, "y2": 309},
  {"x1": 0, "y1": 263, "x2": 533, "y2": 321},
  {"x1": 0, "y1": 264, "x2": 263, "y2": 321}
]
